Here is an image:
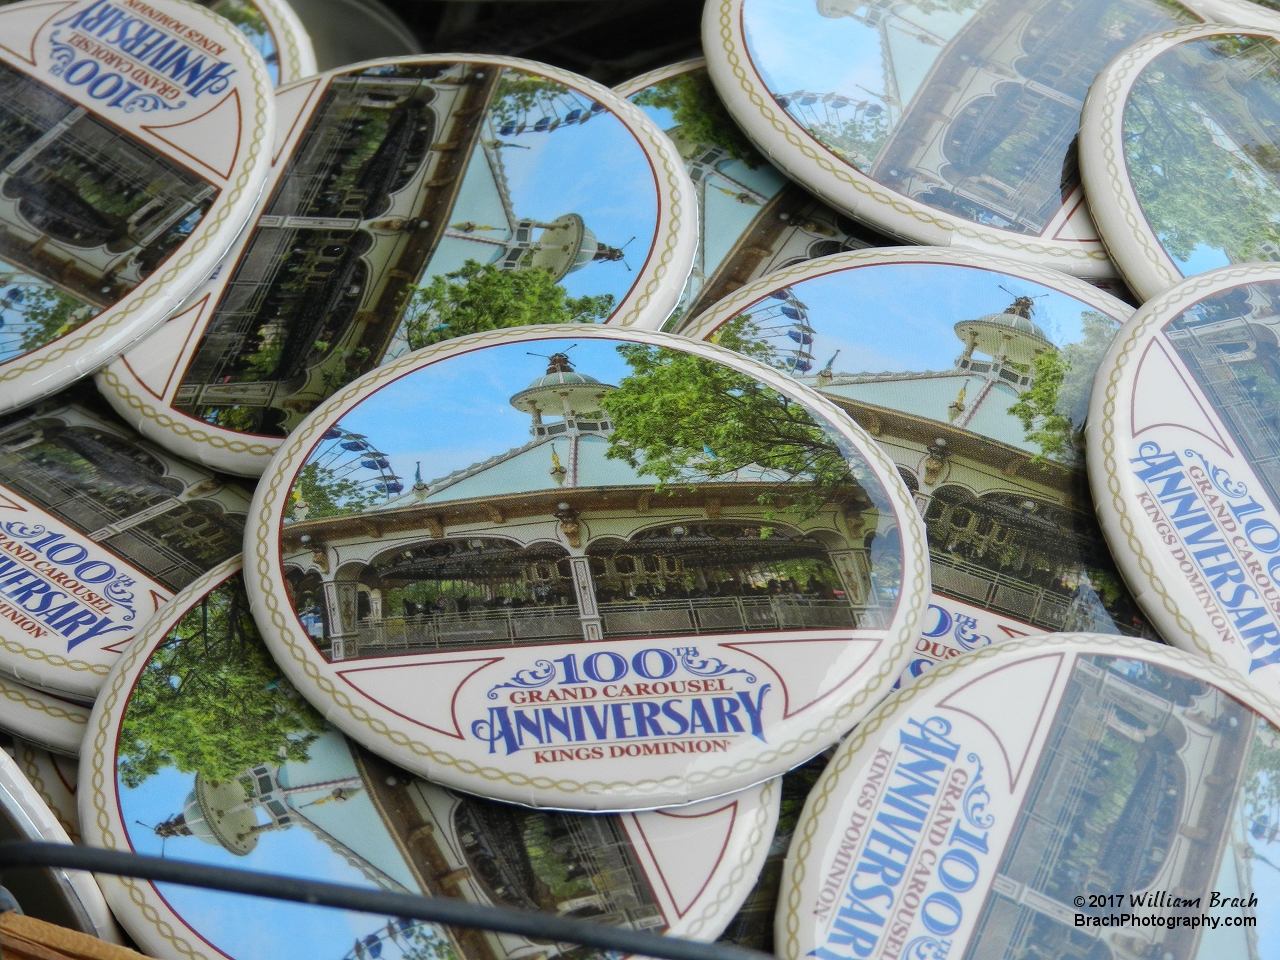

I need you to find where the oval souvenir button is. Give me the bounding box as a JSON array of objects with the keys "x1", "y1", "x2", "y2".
[
  {"x1": 96, "y1": 55, "x2": 697, "y2": 477},
  {"x1": 616, "y1": 59, "x2": 891, "y2": 326},
  {"x1": 780, "y1": 634, "x2": 1277, "y2": 960},
  {"x1": 0, "y1": 735, "x2": 119, "y2": 940},
  {"x1": 0, "y1": 387, "x2": 252, "y2": 700},
  {"x1": 0, "y1": 0, "x2": 274, "y2": 410},
  {"x1": 1081, "y1": 25, "x2": 1280, "y2": 301},
  {"x1": 245, "y1": 324, "x2": 927, "y2": 810},
  {"x1": 0, "y1": 674, "x2": 88, "y2": 756},
  {"x1": 82, "y1": 557, "x2": 780, "y2": 959},
  {"x1": 702, "y1": 0, "x2": 1236, "y2": 277},
  {"x1": 680, "y1": 248, "x2": 1157, "y2": 682},
  {"x1": 1090, "y1": 262, "x2": 1280, "y2": 695}
]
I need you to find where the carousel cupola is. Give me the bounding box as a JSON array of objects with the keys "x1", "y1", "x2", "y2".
[
  {"x1": 155, "y1": 775, "x2": 272, "y2": 857},
  {"x1": 953, "y1": 295, "x2": 1056, "y2": 392},
  {"x1": 508, "y1": 353, "x2": 617, "y2": 439},
  {"x1": 511, "y1": 213, "x2": 622, "y2": 280}
]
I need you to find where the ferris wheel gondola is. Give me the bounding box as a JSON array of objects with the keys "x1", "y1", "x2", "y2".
[
  {"x1": 772, "y1": 90, "x2": 889, "y2": 166},
  {"x1": 748, "y1": 286, "x2": 818, "y2": 374},
  {"x1": 495, "y1": 87, "x2": 607, "y2": 138},
  {"x1": 304, "y1": 426, "x2": 404, "y2": 509},
  {"x1": 773, "y1": 89, "x2": 885, "y2": 131}
]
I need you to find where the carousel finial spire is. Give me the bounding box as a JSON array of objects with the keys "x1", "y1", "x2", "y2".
[{"x1": 412, "y1": 462, "x2": 428, "y2": 501}]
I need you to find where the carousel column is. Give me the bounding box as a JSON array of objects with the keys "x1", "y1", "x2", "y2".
[
  {"x1": 321, "y1": 563, "x2": 362, "y2": 660},
  {"x1": 832, "y1": 507, "x2": 877, "y2": 608},
  {"x1": 828, "y1": 549, "x2": 873, "y2": 607},
  {"x1": 557, "y1": 504, "x2": 602, "y2": 640},
  {"x1": 567, "y1": 557, "x2": 603, "y2": 641}
]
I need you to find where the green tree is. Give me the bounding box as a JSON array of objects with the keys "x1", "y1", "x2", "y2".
[
  {"x1": 1008, "y1": 351, "x2": 1074, "y2": 461},
  {"x1": 401, "y1": 260, "x2": 614, "y2": 350},
  {"x1": 117, "y1": 577, "x2": 327, "y2": 789},
  {"x1": 205, "y1": 0, "x2": 271, "y2": 47},
  {"x1": 1008, "y1": 310, "x2": 1118, "y2": 461},
  {"x1": 9, "y1": 284, "x2": 97, "y2": 354},
  {"x1": 633, "y1": 70, "x2": 764, "y2": 168},
  {"x1": 1125, "y1": 38, "x2": 1280, "y2": 264},
  {"x1": 1057, "y1": 311, "x2": 1120, "y2": 426},
  {"x1": 601, "y1": 343, "x2": 861, "y2": 520},
  {"x1": 291, "y1": 460, "x2": 382, "y2": 519}
]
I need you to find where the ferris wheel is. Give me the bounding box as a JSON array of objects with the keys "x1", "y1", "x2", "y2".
[
  {"x1": 772, "y1": 90, "x2": 888, "y2": 163},
  {"x1": 774, "y1": 90, "x2": 886, "y2": 128},
  {"x1": 0, "y1": 272, "x2": 94, "y2": 363},
  {"x1": 749, "y1": 287, "x2": 819, "y2": 375},
  {"x1": 494, "y1": 86, "x2": 607, "y2": 138},
  {"x1": 342, "y1": 918, "x2": 452, "y2": 960},
  {"x1": 307, "y1": 426, "x2": 404, "y2": 505}
]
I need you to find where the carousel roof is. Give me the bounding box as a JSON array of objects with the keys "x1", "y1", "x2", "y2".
[
  {"x1": 373, "y1": 432, "x2": 798, "y2": 512},
  {"x1": 522, "y1": 368, "x2": 604, "y2": 390},
  {"x1": 809, "y1": 370, "x2": 1035, "y2": 453},
  {"x1": 963, "y1": 310, "x2": 1050, "y2": 341}
]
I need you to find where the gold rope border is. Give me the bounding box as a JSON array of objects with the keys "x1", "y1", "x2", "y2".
[
  {"x1": 709, "y1": 0, "x2": 1111, "y2": 268},
  {"x1": 254, "y1": 0, "x2": 310, "y2": 83},
  {"x1": 96, "y1": 54, "x2": 695, "y2": 468},
  {"x1": 1091, "y1": 262, "x2": 1280, "y2": 665},
  {"x1": 0, "y1": 679, "x2": 88, "y2": 727},
  {"x1": 17, "y1": 743, "x2": 79, "y2": 841},
  {"x1": 247, "y1": 324, "x2": 928, "y2": 802},
  {"x1": 0, "y1": 0, "x2": 273, "y2": 394},
  {"x1": 777, "y1": 632, "x2": 1280, "y2": 959},
  {"x1": 98, "y1": 368, "x2": 277, "y2": 458},
  {"x1": 682, "y1": 776, "x2": 779, "y2": 940}
]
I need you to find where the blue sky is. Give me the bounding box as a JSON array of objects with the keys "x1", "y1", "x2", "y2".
[
  {"x1": 320, "y1": 337, "x2": 634, "y2": 485},
  {"x1": 1172, "y1": 241, "x2": 1232, "y2": 277},
  {"x1": 743, "y1": 0, "x2": 888, "y2": 115},
  {"x1": 718, "y1": 262, "x2": 1116, "y2": 374},
  {"x1": 118, "y1": 747, "x2": 436, "y2": 960}
]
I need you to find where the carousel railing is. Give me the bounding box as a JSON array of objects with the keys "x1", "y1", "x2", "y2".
[
  {"x1": 597, "y1": 596, "x2": 876, "y2": 635},
  {"x1": 928, "y1": 551, "x2": 1076, "y2": 632},
  {"x1": 341, "y1": 596, "x2": 880, "y2": 657},
  {"x1": 349, "y1": 605, "x2": 583, "y2": 655}
]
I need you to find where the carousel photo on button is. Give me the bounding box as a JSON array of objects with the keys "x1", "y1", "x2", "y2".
[
  {"x1": 282, "y1": 337, "x2": 901, "y2": 659},
  {"x1": 249, "y1": 327, "x2": 927, "y2": 809}
]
